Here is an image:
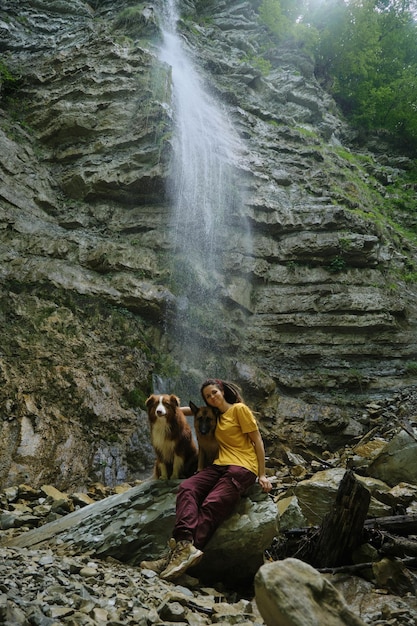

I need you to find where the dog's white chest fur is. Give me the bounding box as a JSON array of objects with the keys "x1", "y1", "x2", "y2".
[{"x1": 151, "y1": 415, "x2": 175, "y2": 454}]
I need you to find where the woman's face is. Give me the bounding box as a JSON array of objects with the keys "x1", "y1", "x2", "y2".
[{"x1": 202, "y1": 384, "x2": 224, "y2": 407}]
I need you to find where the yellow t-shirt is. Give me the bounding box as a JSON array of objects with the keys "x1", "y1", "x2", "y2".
[{"x1": 214, "y1": 402, "x2": 259, "y2": 476}]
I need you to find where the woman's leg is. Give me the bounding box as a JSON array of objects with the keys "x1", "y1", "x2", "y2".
[
  {"x1": 172, "y1": 464, "x2": 225, "y2": 544},
  {"x1": 160, "y1": 466, "x2": 257, "y2": 581},
  {"x1": 194, "y1": 465, "x2": 257, "y2": 549}
]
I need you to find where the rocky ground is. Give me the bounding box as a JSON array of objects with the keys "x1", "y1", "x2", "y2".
[
  {"x1": 1, "y1": 388, "x2": 417, "y2": 625},
  {"x1": 1, "y1": 0, "x2": 417, "y2": 495},
  {"x1": 0, "y1": 481, "x2": 267, "y2": 625},
  {"x1": 0, "y1": 542, "x2": 266, "y2": 625}
]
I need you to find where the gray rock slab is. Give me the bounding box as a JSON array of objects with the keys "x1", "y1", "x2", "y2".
[{"x1": 4, "y1": 479, "x2": 278, "y2": 584}]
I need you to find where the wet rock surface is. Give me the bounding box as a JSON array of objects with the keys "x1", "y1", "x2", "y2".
[
  {"x1": 2, "y1": 410, "x2": 417, "y2": 625},
  {"x1": 0, "y1": 1, "x2": 417, "y2": 620},
  {"x1": 0, "y1": 481, "x2": 267, "y2": 625},
  {"x1": 3, "y1": 480, "x2": 278, "y2": 588},
  {"x1": 0, "y1": 0, "x2": 416, "y2": 490}
]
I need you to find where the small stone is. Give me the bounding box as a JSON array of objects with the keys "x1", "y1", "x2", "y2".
[
  {"x1": 79, "y1": 566, "x2": 99, "y2": 578},
  {"x1": 49, "y1": 606, "x2": 75, "y2": 618},
  {"x1": 158, "y1": 600, "x2": 186, "y2": 621},
  {"x1": 91, "y1": 607, "x2": 108, "y2": 622}
]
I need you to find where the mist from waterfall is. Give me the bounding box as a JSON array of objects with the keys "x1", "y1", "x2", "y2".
[{"x1": 159, "y1": 0, "x2": 248, "y2": 390}]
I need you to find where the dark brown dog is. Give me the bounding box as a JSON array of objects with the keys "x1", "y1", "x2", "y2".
[
  {"x1": 146, "y1": 394, "x2": 198, "y2": 479},
  {"x1": 189, "y1": 401, "x2": 219, "y2": 471}
]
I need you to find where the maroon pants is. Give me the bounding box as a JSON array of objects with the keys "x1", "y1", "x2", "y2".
[{"x1": 172, "y1": 464, "x2": 257, "y2": 550}]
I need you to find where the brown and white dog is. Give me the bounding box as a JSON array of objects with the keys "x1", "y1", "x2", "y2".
[
  {"x1": 189, "y1": 401, "x2": 219, "y2": 471},
  {"x1": 146, "y1": 394, "x2": 198, "y2": 479}
]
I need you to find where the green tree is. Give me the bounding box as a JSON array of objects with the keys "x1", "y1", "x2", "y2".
[
  {"x1": 258, "y1": 0, "x2": 306, "y2": 41},
  {"x1": 301, "y1": 0, "x2": 417, "y2": 152}
]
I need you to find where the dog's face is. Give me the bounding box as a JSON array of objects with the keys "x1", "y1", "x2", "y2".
[
  {"x1": 146, "y1": 394, "x2": 180, "y2": 424},
  {"x1": 189, "y1": 401, "x2": 218, "y2": 437}
]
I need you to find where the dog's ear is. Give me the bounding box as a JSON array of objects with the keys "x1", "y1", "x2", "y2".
[
  {"x1": 170, "y1": 394, "x2": 180, "y2": 407},
  {"x1": 145, "y1": 394, "x2": 155, "y2": 408},
  {"x1": 189, "y1": 400, "x2": 199, "y2": 415}
]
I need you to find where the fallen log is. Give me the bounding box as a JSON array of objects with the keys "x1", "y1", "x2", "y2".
[
  {"x1": 364, "y1": 513, "x2": 417, "y2": 535},
  {"x1": 317, "y1": 556, "x2": 417, "y2": 575},
  {"x1": 280, "y1": 512, "x2": 417, "y2": 544},
  {"x1": 378, "y1": 534, "x2": 417, "y2": 558}
]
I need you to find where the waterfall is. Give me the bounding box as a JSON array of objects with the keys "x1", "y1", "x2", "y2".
[{"x1": 159, "y1": 0, "x2": 248, "y2": 394}]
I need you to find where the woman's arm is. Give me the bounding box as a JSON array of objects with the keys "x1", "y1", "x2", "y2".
[{"x1": 248, "y1": 430, "x2": 272, "y2": 493}]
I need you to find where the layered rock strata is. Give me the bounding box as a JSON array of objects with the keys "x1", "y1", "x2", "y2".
[{"x1": 0, "y1": 0, "x2": 416, "y2": 488}]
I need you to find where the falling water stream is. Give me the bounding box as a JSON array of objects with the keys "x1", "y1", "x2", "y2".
[{"x1": 158, "y1": 0, "x2": 248, "y2": 394}]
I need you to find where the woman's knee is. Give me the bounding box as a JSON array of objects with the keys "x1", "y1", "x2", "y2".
[
  {"x1": 177, "y1": 477, "x2": 196, "y2": 498},
  {"x1": 226, "y1": 466, "x2": 257, "y2": 495}
]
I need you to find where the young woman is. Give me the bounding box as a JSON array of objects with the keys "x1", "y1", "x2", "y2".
[{"x1": 140, "y1": 378, "x2": 272, "y2": 581}]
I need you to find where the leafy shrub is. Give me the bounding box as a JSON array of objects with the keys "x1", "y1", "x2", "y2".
[{"x1": 327, "y1": 256, "x2": 347, "y2": 273}]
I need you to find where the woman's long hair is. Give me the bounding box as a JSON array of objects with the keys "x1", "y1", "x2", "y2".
[{"x1": 200, "y1": 379, "x2": 243, "y2": 405}]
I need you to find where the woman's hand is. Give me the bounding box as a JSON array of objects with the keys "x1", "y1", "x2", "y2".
[{"x1": 258, "y1": 474, "x2": 272, "y2": 493}]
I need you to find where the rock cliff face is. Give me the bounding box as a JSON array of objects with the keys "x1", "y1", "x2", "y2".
[{"x1": 0, "y1": 0, "x2": 416, "y2": 488}]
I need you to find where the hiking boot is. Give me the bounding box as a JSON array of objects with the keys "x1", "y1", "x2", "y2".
[
  {"x1": 159, "y1": 540, "x2": 203, "y2": 581},
  {"x1": 140, "y1": 538, "x2": 176, "y2": 574}
]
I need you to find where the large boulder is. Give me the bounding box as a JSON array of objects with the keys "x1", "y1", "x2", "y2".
[
  {"x1": 293, "y1": 468, "x2": 391, "y2": 526},
  {"x1": 367, "y1": 429, "x2": 417, "y2": 487},
  {"x1": 4, "y1": 479, "x2": 278, "y2": 585},
  {"x1": 255, "y1": 558, "x2": 367, "y2": 626}
]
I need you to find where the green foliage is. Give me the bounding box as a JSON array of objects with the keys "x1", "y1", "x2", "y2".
[
  {"x1": 125, "y1": 387, "x2": 147, "y2": 408},
  {"x1": 258, "y1": 0, "x2": 287, "y2": 39},
  {"x1": 327, "y1": 255, "x2": 347, "y2": 273},
  {"x1": 338, "y1": 237, "x2": 352, "y2": 251},
  {"x1": 405, "y1": 361, "x2": 417, "y2": 375},
  {"x1": 294, "y1": 125, "x2": 319, "y2": 138},
  {"x1": 345, "y1": 368, "x2": 368, "y2": 391},
  {"x1": 258, "y1": 0, "x2": 308, "y2": 42},
  {"x1": 0, "y1": 60, "x2": 16, "y2": 84},
  {"x1": 403, "y1": 271, "x2": 417, "y2": 283},
  {"x1": 153, "y1": 352, "x2": 182, "y2": 381},
  {"x1": 242, "y1": 54, "x2": 272, "y2": 75},
  {"x1": 300, "y1": 0, "x2": 417, "y2": 152},
  {"x1": 114, "y1": 6, "x2": 146, "y2": 32}
]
